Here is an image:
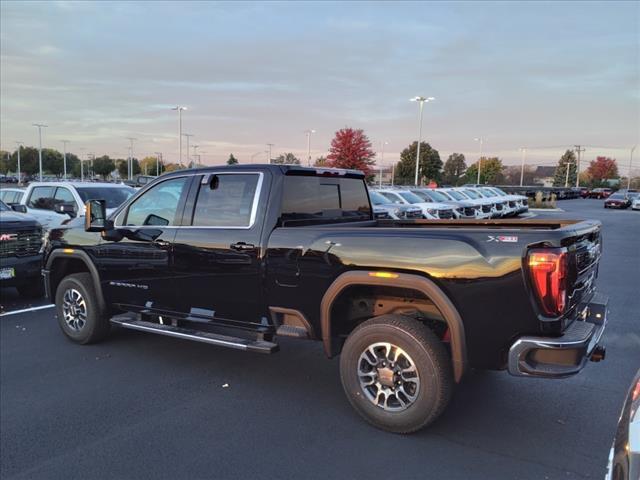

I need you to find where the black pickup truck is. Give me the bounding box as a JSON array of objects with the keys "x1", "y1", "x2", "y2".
[
  {"x1": 43, "y1": 165, "x2": 608, "y2": 433},
  {"x1": 0, "y1": 200, "x2": 44, "y2": 297}
]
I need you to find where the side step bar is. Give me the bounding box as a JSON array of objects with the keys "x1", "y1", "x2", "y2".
[{"x1": 110, "y1": 317, "x2": 279, "y2": 354}]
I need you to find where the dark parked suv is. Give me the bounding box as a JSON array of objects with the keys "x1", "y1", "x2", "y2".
[
  {"x1": 43, "y1": 165, "x2": 608, "y2": 433},
  {"x1": 0, "y1": 201, "x2": 44, "y2": 297}
]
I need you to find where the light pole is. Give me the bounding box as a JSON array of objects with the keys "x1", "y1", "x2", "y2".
[
  {"x1": 574, "y1": 145, "x2": 585, "y2": 187},
  {"x1": 304, "y1": 130, "x2": 316, "y2": 166},
  {"x1": 629, "y1": 146, "x2": 637, "y2": 191},
  {"x1": 251, "y1": 151, "x2": 262, "y2": 163},
  {"x1": 172, "y1": 106, "x2": 187, "y2": 167},
  {"x1": 61, "y1": 140, "x2": 70, "y2": 180},
  {"x1": 267, "y1": 143, "x2": 274, "y2": 164},
  {"x1": 126, "y1": 137, "x2": 136, "y2": 180},
  {"x1": 192, "y1": 145, "x2": 199, "y2": 166},
  {"x1": 474, "y1": 137, "x2": 485, "y2": 184},
  {"x1": 410, "y1": 96, "x2": 434, "y2": 186},
  {"x1": 154, "y1": 152, "x2": 162, "y2": 175},
  {"x1": 32, "y1": 123, "x2": 47, "y2": 181},
  {"x1": 379, "y1": 141, "x2": 389, "y2": 187},
  {"x1": 182, "y1": 133, "x2": 193, "y2": 167},
  {"x1": 564, "y1": 159, "x2": 574, "y2": 187},
  {"x1": 519, "y1": 147, "x2": 527, "y2": 186},
  {"x1": 15, "y1": 141, "x2": 23, "y2": 183}
]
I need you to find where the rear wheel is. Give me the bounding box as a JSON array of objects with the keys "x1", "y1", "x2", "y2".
[
  {"x1": 55, "y1": 272, "x2": 110, "y2": 344},
  {"x1": 340, "y1": 314, "x2": 453, "y2": 434}
]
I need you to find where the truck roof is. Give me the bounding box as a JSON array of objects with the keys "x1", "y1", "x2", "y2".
[
  {"x1": 158, "y1": 163, "x2": 366, "y2": 179},
  {"x1": 26, "y1": 181, "x2": 132, "y2": 189}
]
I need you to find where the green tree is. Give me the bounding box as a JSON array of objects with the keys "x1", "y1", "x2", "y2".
[
  {"x1": 314, "y1": 156, "x2": 327, "y2": 167},
  {"x1": 0, "y1": 150, "x2": 9, "y2": 174},
  {"x1": 464, "y1": 157, "x2": 505, "y2": 184},
  {"x1": 42, "y1": 149, "x2": 64, "y2": 176},
  {"x1": 93, "y1": 155, "x2": 116, "y2": 179},
  {"x1": 227, "y1": 154, "x2": 239, "y2": 165},
  {"x1": 9, "y1": 146, "x2": 39, "y2": 176},
  {"x1": 552, "y1": 150, "x2": 577, "y2": 187},
  {"x1": 139, "y1": 156, "x2": 158, "y2": 175},
  {"x1": 116, "y1": 158, "x2": 140, "y2": 179},
  {"x1": 394, "y1": 141, "x2": 442, "y2": 185},
  {"x1": 442, "y1": 153, "x2": 466, "y2": 186},
  {"x1": 272, "y1": 152, "x2": 301, "y2": 165}
]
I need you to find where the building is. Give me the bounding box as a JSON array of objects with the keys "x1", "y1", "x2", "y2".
[{"x1": 372, "y1": 166, "x2": 394, "y2": 186}]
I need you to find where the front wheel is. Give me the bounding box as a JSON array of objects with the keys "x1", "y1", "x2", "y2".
[
  {"x1": 340, "y1": 315, "x2": 453, "y2": 434},
  {"x1": 55, "y1": 272, "x2": 110, "y2": 344}
]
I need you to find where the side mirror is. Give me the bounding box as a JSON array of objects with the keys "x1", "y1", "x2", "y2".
[
  {"x1": 85, "y1": 199, "x2": 108, "y2": 232},
  {"x1": 55, "y1": 202, "x2": 77, "y2": 218},
  {"x1": 8, "y1": 203, "x2": 27, "y2": 213}
]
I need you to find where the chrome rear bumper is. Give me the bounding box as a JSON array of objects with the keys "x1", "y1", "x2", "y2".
[{"x1": 508, "y1": 294, "x2": 608, "y2": 378}]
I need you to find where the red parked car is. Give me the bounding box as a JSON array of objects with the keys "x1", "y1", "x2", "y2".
[
  {"x1": 589, "y1": 188, "x2": 613, "y2": 199},
  {"x1": 604, "y1": 193, "x2": 631, "y2": 209}
]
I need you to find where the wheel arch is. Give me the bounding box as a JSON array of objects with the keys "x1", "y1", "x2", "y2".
[
  {"x1": 46, "y1": 249, "x2": 106, "y2": 312},
  {"x1": 320, "y1": 270, "x2": 467, "y2": 382}
]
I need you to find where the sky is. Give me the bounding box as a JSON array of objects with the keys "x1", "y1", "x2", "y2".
[{"x1": 1, "y1": 0, "x2": 639, "y2": 172}]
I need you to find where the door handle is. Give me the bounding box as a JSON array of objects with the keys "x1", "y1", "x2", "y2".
[{"x1": 230, "y1": 242, "x2": 255, "y2": 251}]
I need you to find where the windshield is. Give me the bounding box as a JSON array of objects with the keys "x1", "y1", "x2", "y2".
[
  {"x1": 76, "y1": 186, "x2": 135, "y2": 209},
  {"x1": 369, "y1": 192, "x2": 389, "y2": 205},
  {"x1": 462, "y1": 189, "x2": 481, "y2": 199},
  {"x1": 379, "y1": 192, "x2": 404, "y2": 204},
  {"x1": 0, "y1": 201, "x2": 9, "y2": 211},
  {"x1": 443, "y1": 190, "x2": 465, "y2": 201},
  {"x1": 423, "y1": 190, "x2": 449, "y2": 202},
  {"x1": 480, "y1": 188, "x2": 497, "y2": 197},
  {"x1": 491, "y1": 187, "x2": 507, "y2": 196},
  {"x1": 398, "y1": 191, "x2": 425, "y2": 204},
  {"x1": 609, "y1": 194, "x2": 625, "y2": 199}
]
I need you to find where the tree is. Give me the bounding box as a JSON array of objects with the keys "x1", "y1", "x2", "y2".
[
  {"x1": 0, "y1": 150, "x2": 9, "y2": 174},
  {"x1": 163, "y1": 163, "x2": 182, "y2": 172},
  {"x1": 41, "y1": 149, "x2": 64, "y2": 176},
  {"x1": 139, "y1": 156, "x2": 158, "y2": 175},
  {"x1": 552, "y1": 150, "x2": 577, "y2": 187},
  {"x1": 272, "y1": 152, "x2": 300, "y2": 165},
  {"x1": 442, "y1": 153, "x2": 466, "y2": 186},
  {"x1": 394, "y1": 141, "x2": 442, "y2": 185},
  {"x1": 464, "y1": 157, "x2": 505, "y2": 185},
  {"x1": 93, "y1": 155, "x2": 116, "y2": 179},
  {"x1": 326, "y1": 127, "x2": 376, "y2": 176},
  {"x1": 587, "y1": 156, "x2": 618, "y2": 184},
  {"x1": 9, "y1": 146, "x2": 39, "y2": 176},
  {"x1": 314, "y1": 156, "x2": 327, "y2": 167},
  {"x1": 227, "y1": 154, "x2": 238, "y2": 165},
  {"x1": 116, "y1": 158, "x2": 140, "y2": 178}
]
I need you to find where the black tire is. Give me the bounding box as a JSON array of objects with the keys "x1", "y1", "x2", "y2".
[
  {"x1": 340, "y1": 314, "x2": 453, "y2": 434},
  {"x1": 17, "y1": 278, "x2": 45, "y2": 298},
  {"x1": 55, "y1": 272, "x2": 110, "y2": 344}
]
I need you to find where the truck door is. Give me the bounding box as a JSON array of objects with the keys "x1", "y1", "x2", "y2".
[
  {"x1": 172, "y1": 171, "x2": 267, "y2": 326},
  {"x1": 97, "y1": 175, "x2": 194, "y2": 314}
]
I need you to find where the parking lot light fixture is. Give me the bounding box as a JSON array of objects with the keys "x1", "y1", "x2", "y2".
[
  {"x1": 474, "y1": 137, "x2": 485, "y2": 184},
  {"x1": 182, "y1": 134, "x2": 193, "y2": 166},
  {"x1": 172, "y1": 106, "x2": 187, "y2": 167},
  {"x1": 15, "y1": 141, "x2": 23, "y2": 182},
  {"x1": 126, "y1": 137, "x2": 137, "y2": 180},
  {"x1": 410, "y1": 96, "x2": 434, "y2": 186},
  {"x1": 519, "y1": 147, "x2": 527, "y2": 187},
  {"x1": 154, "y1": 152, "x2": 162, "y2": 175},
  {"x1": 379, "y1": 141, "x2": 389, "y2": 188},
  {"x1": 267, "y1": 143, "x2": 274, "y2": 164},
  {"x1": 305, "y1": 130, "x2": 316, "y2": 166},
  {"x1": 629, "y1": 146, "x2": 636, "y2": 191},
  {"x1": 61, "y1": 140, "x2": 70, "y2": 180},
  {"x1": 32, "y1": 123, "x2": 47, "y2": 181}
]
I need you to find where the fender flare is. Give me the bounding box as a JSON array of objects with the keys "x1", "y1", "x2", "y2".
[
  {"x1": 45, "y1": 249, "x2": 106, "y2": 312},
  {"x1": 320, "y1": 270, "x2": 467, "y2": 382}
]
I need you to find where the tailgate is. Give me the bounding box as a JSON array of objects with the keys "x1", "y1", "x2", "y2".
[{"x1": 565, "y1": 224, "x2": 602, "y2": 315}]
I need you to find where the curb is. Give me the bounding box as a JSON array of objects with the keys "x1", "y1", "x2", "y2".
[{"x1": 529, "y1": 208, "x2": 564, "y2": 212}]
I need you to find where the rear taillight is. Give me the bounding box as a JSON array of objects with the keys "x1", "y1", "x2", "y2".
[{"x1": 527, "y1": 248, "x2": 568, "y2": 317}]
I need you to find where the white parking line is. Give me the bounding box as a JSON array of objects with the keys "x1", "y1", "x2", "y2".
[{"x1": 0, "y1": 304, "x2": 54, "y2": 317}]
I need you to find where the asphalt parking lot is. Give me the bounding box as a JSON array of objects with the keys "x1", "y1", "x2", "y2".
[{"x1": 1, "y1": 199, "x2": 638, "y2": 480}]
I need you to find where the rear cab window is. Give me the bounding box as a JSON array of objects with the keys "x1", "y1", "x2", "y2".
[{"x1": 280, "y1": 174, "x2": 371, "y2": 226}]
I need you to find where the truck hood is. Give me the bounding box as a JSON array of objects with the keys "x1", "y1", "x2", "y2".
[{"x1": 0, "y1": 210, "x2": 41, "y2": 229}]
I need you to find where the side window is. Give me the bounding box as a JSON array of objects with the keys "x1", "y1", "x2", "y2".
[
  {"x1": 124, "y1": 177, "x2": 189, "y2": 226},
  {"x1": 53, "y1": 188, "x2": 76, "y2": 207},
  {"x1": 27, "y1": 186, "x2": 55, "y2": 210},
  {"x1": 191, "y1": 174, "x2": 260, "y2": 227}
]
